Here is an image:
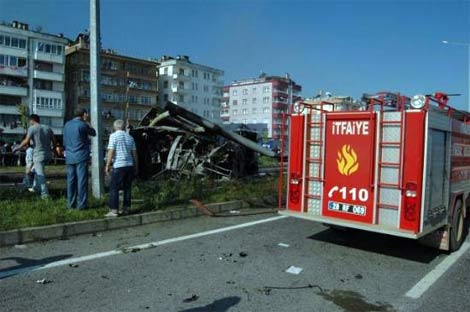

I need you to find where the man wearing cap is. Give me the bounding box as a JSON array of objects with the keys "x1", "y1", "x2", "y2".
[{"x1": 63, "y1": 108, "x2": 96, "y2": 209}]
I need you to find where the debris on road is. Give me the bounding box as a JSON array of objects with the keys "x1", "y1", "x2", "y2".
[
  {"x1": 285, "y1": 266, "x2": 303, "y2": 275},
  {"x1": 101, "y1": 275, "x2": 109, "y2": 280},
  {"x1": 68, "y1": 263, "x2": 79, "y2": 268},
  {"x1": 277, "y1": 243, "x2": 290, "y2": 248},
  {"x1": 14, "y1": 244, "x2": 27, "y2": 249},
  {"x1": 239, "y1": 252, "x2": 248, "y2": 258},
  {"x1": 131, "y1": 101, "x2": 275, "y2": 181},
  {"x1": 36, "y1": 278, "x2": 52, "y2": 284},
  {"x1": 182, "y1": 294, "x2": 199, "y2": 303},
  {"x1": 355, "y1": 274, "x2": 363, "y2": 280}
]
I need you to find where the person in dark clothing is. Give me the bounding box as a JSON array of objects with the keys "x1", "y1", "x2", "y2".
[{"x1": 63, "y1": 108, "x2": 96, "y2": 209}]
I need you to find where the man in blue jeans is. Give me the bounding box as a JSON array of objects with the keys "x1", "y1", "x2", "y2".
[
  {"x1": 105, "y1": 119, "x2": 138, "y2": 217},
  {"x1": 63, "y1": 108, "x2": 96, "y2": 209}
]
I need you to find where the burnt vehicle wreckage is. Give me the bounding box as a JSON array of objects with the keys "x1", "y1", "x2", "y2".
[{"x1": 130, "y1": 101, "x2": 276, "y2": 180}]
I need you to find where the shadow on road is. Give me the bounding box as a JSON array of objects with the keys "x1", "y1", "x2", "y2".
[
  {"x1": 308, "y1": 228, "x2": 441, "y2": 263},
  {"x1": 0, "y1": 254, "x2": 73, "y2": 279},
  {"x1": 179, "y1": 296, "x2": 241, "y2": 312}
]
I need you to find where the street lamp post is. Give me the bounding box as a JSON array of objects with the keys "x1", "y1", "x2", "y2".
[{"x1": 442, "y1": 40, "x2": 470, "y2": 112}]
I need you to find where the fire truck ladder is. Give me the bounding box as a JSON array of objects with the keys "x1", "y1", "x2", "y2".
[
  {"x1": 376, "y1": 106, "x2": 406, "y2": 225},
  {"x1": 304, "y1": 105, "x2": 327, "y2": 216}
]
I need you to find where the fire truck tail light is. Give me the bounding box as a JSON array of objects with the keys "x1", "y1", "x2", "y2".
[
  {"x1": 289, "y1": 173, "x2": 302, "y2": 204},
  {"x1": 404, "y1": 183, "x2": 418, "y2": 221}
]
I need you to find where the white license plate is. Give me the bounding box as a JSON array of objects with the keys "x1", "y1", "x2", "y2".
[{"x1": 328, "y1": 201, "x2": 366, "y2": 216}]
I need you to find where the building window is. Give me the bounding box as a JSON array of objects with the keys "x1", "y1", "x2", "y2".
[
  {"x1": 192, "y1": 69, "x2": 198, "y2": 77},
  {"x1": 233, "y1": 109, "x2": 238, "y2": 116},
  {"x1": 179, "y1": 68, "x2": 184, "y2": 75},
  {"x1": 263, "y1": 107, "x2": 269, "y2": 113},
  {"x1": 203, "y1": 85, "x2": 209, "y2": 92},
  {"x1": 263, "y1": 97, "x2": 270, "y2": 104},
  {"x1": 232, "y1": 100, "x2": 238, "y2": 106},
  {"x1": 242, "y1": 109, "x2": 248, "y2": 115},
  {"x1": 252, "y1": 108, "x2": 257, "y2": 113},
  {"x1": 37, "y1": 42, "x2": 62, "y2": 55},
  {"x1": 164, "y1": 94, "x2": 168, "y2": 101},
  {"x1": 242, "y1": 99, "x2": 247, "y2": 105},
  {"x1": 243, "y1": 119, "x2": 247, "y2": 124},
  {"x1": 0, "y1": 35, "x2": 26, "y2": 49},
  {"x1": 232, "y1": 90, "x2": 237, "y2": 96},
  {"x1": 252, "y1": 87, "x2": 257, "y2": 93},
  {"x1": 243, "y1": 89, "x2": 248, "y2": 95},
  {"x1": 163, "y1": 81, "x2": 168, "y2": 88},
  {"x1": 263, "y1": 86, "x2": 270, "y2": 93},
  {"x1": 164, "y1": 67, "x2": 168, "y2": 75},
  {"x1": 252, "y1": 98, "x2": 257, "y2": 104},
  {"x1": 178, "y1": 95, "x2": 184, "y2": 103}
]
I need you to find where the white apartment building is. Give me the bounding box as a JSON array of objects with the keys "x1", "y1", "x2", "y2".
[
  {"x1": 0, "y1": 21, "x2": 68, "y2": 140},
  {"x1": 222, "y1": 75, "x2": 301, "y2": 140},
  {"x1": 158, "y1": 55, "x2": 224, "y2": 123}
]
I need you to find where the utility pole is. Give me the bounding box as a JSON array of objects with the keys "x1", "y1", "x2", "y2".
[{"x1": 90, "y1": 0, "x2": 104, "y2": 198}]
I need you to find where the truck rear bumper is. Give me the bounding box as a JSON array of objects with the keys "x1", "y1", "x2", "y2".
[{"x1": 279, "y1": 210, "x2": 428, "y2": 239}]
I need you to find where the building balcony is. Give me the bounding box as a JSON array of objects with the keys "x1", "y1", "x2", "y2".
[
  {"x1": 33, "y1": 106, "x2": 64, "y2": 118},
  {"x1": 0, "y1": 104, "x2": 21, "y2": 115},
  {"x1": 33, "y1": 89, "x2": 64, "y2": 99},
  {"x1": 0, "y1": 46, "x2": 28, "y2": 58},
  {"x1": 33, "y1": 70, "x2": 64, "y2": 81},
  {"x1": 171, "y1": 86, "x2": 189, "y2": 93},
  {"x1": 34, "y1": 51, "x2": 64, "y2": 64},
  {"x1": 272, "y1": 102, "x2": 289, "y2": 109},
  {"x1": 0, "y1": 85, "x2": 28, "y2": 97},
  {"x1": 0, "y1": 66, "x2": 28, "y2": 77},
  {"x1": 172, "y1": 73, "x2": 191, "y2": 80}
]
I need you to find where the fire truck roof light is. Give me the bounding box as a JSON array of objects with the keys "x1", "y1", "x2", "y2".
[{"x1": 411, "y1": 94, "x2": 426, "y2": 109}]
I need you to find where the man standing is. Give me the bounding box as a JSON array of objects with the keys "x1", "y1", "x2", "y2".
[
  {"x1": 63, "y1": 108, "x2": 96, "y2": 209},
  {"x1": 105, "y1": 119, "x2": 138, "y2": 217},
  {"x1": 13, "y1": 114, "x2": 56, "y2": 199}
]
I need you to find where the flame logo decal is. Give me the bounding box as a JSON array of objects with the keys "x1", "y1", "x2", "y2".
[{"x1": 337, "y1": 144, "x2": 359, "y2": 176}]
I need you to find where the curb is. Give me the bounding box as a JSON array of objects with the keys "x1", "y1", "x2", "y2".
[{"x1": 0, "y1": 200, "x2": 255, "y2": 247}]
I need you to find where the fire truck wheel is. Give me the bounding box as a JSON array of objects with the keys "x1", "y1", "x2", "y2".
[{"x1": 450, "y1": 201, "x2": 465, "y2": 252}]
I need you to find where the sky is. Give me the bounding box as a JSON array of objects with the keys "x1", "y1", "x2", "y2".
[{"x1": 1, "y1": 0, "x2": 469, "y2": 108}]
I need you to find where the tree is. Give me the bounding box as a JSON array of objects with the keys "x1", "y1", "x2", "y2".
[{"x1": 17, "y1": 104, "x2": 29, "y2": 132}]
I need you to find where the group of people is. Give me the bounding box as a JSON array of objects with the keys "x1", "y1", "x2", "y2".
[
  {"x1": 13, "y1": 109, "x2": 138, "y2": 217},
  {"x1": 0, "y1": 141, "x2": 22, "y2": 166}
]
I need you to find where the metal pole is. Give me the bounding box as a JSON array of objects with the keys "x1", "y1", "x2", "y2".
[{"x1": 90, "y1": 0, "x2": 104, "y2": 198}]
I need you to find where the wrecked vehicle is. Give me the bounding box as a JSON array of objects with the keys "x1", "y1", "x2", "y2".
[{"x1": 130, "y1": 101, "x2": 275, "y2": 180}]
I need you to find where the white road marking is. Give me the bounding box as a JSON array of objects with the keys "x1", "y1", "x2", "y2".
[
  {"x1": 0, "y1": 215, "x2": 287, "y2": 279},
  {"x1": 405, "y1": 241, "x2": 470, "y2": 299}
]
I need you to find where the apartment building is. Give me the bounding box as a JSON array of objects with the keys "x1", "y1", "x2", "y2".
[
  {"x1": 65, "y1": 33, "x2": 158, "y2": 136},
  {"x1": 222, "y1": 74, "x2": 301, "y2": 140},
  {"x1": 0, "y1": 21, "x2": 68, "y2": 140},
  {"x1": 158, "y1": 55, "x2": 223, "y2": 123},
  {"x1": 303, "y1": 92, "x2": 361, "y2": 111}
]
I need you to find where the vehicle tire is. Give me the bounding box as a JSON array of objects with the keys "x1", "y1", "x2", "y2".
[{"x1": 450, "y1": 200, "x2": 465, "y2": 252}]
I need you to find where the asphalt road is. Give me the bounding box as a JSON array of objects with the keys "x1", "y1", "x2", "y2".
[{"x1": 0, "y1": 211, "x2": 469, "y2": 312}]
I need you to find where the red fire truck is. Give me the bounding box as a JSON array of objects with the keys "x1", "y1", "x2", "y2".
[{"x1": 281, "y1": 92, "x2": 469, "y2": 251}]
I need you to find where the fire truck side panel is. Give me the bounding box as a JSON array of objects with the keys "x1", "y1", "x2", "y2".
[
  {"x1": 450, "y1": 118, "x2": 470, "y2": 219},
  {"x1": 287, "y1": 114, "x2": 306, "y2": 212},
  {"x1": 421, "y1": 111, "x2": 452, "y2": 234},
  {"x1": 400, "y1": 111, "x2": 426, "y2": 233}
]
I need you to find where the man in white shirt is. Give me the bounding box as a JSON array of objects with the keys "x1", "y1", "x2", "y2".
[{"x1": 105, "y1": 119, "x2": 138, "y2": 217}]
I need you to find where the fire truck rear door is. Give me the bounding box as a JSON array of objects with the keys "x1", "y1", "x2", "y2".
[{"x1": 322, "y1": 113, "x2": 377, "y2": 224}]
